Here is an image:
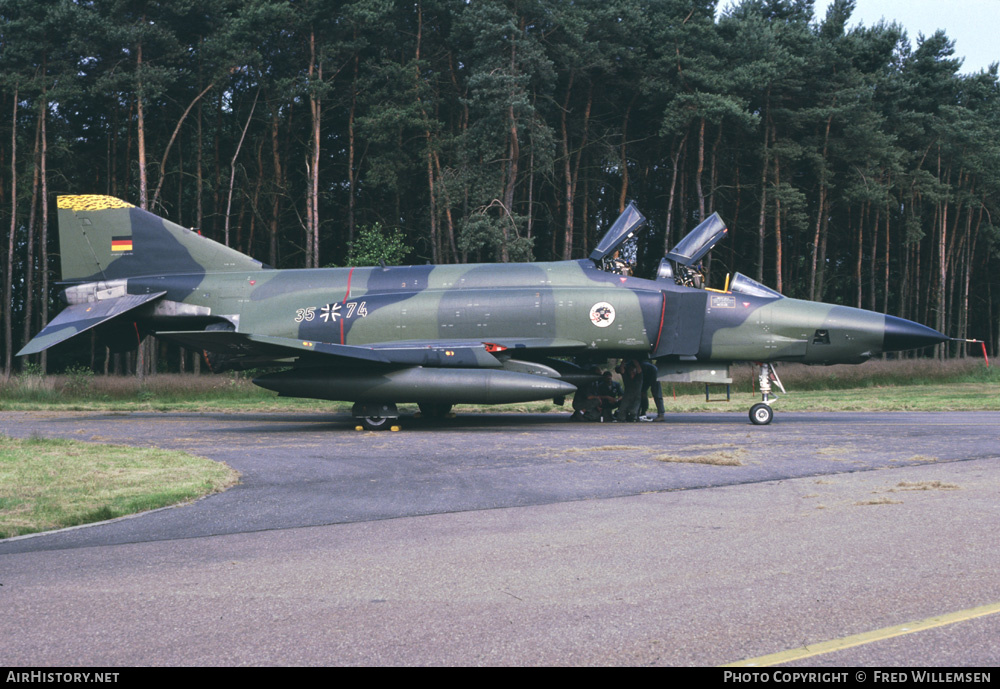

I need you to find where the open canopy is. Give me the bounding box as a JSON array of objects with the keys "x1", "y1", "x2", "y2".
[
  {"x1": 589, "y1": 202, "x2": 648, "y2": 262},
  {"x1": 665, "y1": 212, "x2": 727, "y2": 267}
]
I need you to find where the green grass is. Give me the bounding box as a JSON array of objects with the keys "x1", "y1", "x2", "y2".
[
  {"x1": 0, "y1": 435, "x2": 239, "y2": 539},
  {"x1": 1, "y1": 369, "x2": 291, "y2": 411},
  {"x1": 0, "y1": 358, "x2": 997, "y2": 413},
  {"x1": 657, "y1": 382, "x2": 1000, "y2": 413},
  {"x1": 652, "y1": 359, "x2": 1000, "y2": 413}
]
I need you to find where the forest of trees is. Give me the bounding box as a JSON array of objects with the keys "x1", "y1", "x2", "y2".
[{"x1": 2, "y1": 0, "x2": 999, "y2": 376}]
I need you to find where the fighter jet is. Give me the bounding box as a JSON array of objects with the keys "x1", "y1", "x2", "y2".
[{"x1": 19, "y1": 195, "x2": 949, "y2": 428}]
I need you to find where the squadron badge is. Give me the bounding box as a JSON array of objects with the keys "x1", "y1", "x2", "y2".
[{"x1": 589, "y1": 302, "x2": 616, "y2": 328}]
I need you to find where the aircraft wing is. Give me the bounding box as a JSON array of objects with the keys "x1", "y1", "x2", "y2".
[
  {"x1": 17, "y1": 292, "x2": 167, "y2": 356},
  {"x1": 156, "y1": 330, "x2": 390, "y2": 364},
  {"x1": 155, "y1": 330, "x2": 588, "y2": 369}
]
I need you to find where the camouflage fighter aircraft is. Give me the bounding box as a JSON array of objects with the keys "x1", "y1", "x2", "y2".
[{"x1": 19, "y1": 195, "x2": 949, "y2": 428}]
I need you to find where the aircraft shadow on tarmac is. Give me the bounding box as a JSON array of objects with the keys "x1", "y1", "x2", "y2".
[{"x1": 195, "y1": 409, "x2": 845, "y2": 436}]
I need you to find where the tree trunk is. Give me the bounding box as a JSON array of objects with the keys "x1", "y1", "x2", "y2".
[
  {"x1": 414, "y1": 5, "x2": 440, "y2": 264},
  {"x1": 559, "y1": 72, "x2": 574, "y2": 259},
  {"x1": 270, "y1": 107, "x2": 282, "y2": 267},
  {"x1": 855, "y1": 202, "x2": 865, "y2": 310},
  {"x1": 695, "y1": 116, "x2": 706, "y2": 220},
  {"x1": 225, "y1": 90, "x2": 259, "y2": 249},
  {"x1": 151, "y1": 82, "x2": 215, "y2": 211},
  {"x1": 663, "y1": 134, "x2": 687, "y2": 253},
  {"x1": 347, "y1": 50, "x2": 358, "y2": 246},
  {"x1": 308, "y1": 33, "x2": 322, "y2": 268},
  {"x1": 560, "y1": 78, "x2": 592, "y2": 260},
  {"x1": 619, "y1": 98, "x2": 635, "y2": 213},
  {"x1": 23, "y1": 107, "x2": 42, "y2": 352},
  {"x1": 773, "y1": 146, "x2": 782, "y2": 294},
  {"x1": 756, "y1": 103, "x2": 770, "y2": 283},
  {"x1": 869, "y1": 204, "x2": 880, "y2": 312},
  {"x1": 937, "y1": 199, "x2": 947, "y2": 359},
  {"x1": 4, "y1": 86, "x2": 17, "y2": 379},
  {"x1": 882, "y1": 196, "x2": 890, "y2": 316},
  {"x1": 136, "y1": 38, "x2": 150, "y2": 379},
  {"x1": 137, "y1": 39, "x2": 148, "y2": 211},
  {"x1": 501, "y1": 99, "x2": 520, "y2": 263},
  {"x1": 809, "y1": 110, "x2": 834, "y2": 301},
  {"x1": 40, "y1": 86, "x2": 49, "y2": 374}
]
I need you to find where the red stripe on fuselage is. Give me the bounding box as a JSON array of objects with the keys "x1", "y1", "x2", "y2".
[
  {"x1": 340, "y1": 267, "x2": 354, "y2": 344},
  {"x1": 653, "y1": 293, "x2": 666, "y2": 353},
  {"x1": 343, "y1": 267, "x2": 354, "y2": 303}
]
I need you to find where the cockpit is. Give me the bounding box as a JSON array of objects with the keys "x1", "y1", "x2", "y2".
[
  {"x1": 592, "y1": 202, "x2": 784, "y2": 300},
  {"x1": 589, "y1": 203, "x2": 645, "y2": 277}
]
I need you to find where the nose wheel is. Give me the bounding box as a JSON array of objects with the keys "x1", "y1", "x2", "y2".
[{"x1": 749, "y1": 402, "x2": 773, "y2": 425}]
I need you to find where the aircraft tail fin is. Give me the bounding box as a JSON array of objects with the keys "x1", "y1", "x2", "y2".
[{"x1": 57, "y1": 195, "x2": 264, "y2": 282}]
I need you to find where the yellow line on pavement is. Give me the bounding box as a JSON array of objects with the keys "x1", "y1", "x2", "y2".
[{"x1": 723, "y1": 601, "x2": 1000, "y2": 667}]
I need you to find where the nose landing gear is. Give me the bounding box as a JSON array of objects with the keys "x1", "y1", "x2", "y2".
[{"x1": 749, "y1": 363, "x2": 784, "y2": 425}]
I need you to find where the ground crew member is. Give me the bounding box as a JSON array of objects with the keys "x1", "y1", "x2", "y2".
[{"x1": 640, "y1": 360, "x2": 665, "y2": 421}]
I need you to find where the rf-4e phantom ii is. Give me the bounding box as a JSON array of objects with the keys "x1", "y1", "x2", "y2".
[{"x1": 20, "y1": 195, "x2": 949, "y2": 428}]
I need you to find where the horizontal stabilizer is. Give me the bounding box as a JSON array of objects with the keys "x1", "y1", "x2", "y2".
[{"x1": 17, "y1": 292, "x2": 166, "y2": 356}]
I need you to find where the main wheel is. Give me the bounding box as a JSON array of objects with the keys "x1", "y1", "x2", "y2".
[
  {"x1": 749, "y1": 403, "x2": 773, "y2": 426},
  {"x1": 360, "y1": 415, "x2": 392, "y2": 431}
]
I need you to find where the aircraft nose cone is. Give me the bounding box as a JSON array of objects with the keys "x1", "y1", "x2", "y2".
[{"x1": 883, "y1": 315, "x2": 949, "y2": 352}]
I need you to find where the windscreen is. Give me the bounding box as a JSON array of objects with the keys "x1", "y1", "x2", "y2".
[{"x1": 729, "y1": 272, "x2": 784, "y2": 299}]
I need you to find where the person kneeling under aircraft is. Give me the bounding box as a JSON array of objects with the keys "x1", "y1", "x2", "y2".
[{"x1": 571, "y1": 370, "x2": 623, "y2": 422}]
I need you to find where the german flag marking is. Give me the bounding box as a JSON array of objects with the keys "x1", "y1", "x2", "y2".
[{"x1": 111, "y1": 237, "x2": 133, "y2": 252}]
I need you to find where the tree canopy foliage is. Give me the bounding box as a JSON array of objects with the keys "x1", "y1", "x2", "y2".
[{"x1": 2, "y1": 0, "x2": 999, "y2": 375}]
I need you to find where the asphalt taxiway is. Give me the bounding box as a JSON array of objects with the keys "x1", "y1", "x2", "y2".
[{"x1": 1, "y1": 410, "x2": 998, "y2": 665}]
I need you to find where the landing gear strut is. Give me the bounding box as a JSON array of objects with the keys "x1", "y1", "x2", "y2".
[{"x1": 749, "y1": 363, "x2": 784, "y2": 425}]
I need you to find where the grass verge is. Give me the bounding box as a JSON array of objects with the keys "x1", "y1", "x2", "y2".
[
  {"x1": 0, "y1": 435, "x2": 239, "y2": 539},
  {"x1": 0, "y1": 358, "x2": 996, "y2": 414}
]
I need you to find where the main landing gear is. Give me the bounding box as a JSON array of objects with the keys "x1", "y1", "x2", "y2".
[
  {"x1": 417, "y1": 403, "x2": 454, "y2": 419},
  {"x1": 352, "y1": 402, "x2": 400, "y2": 431},
  {"x1": 749, "y1": 363, "x2": 785, "y2": 425},
  {"x1": 351, "y1": 402, "x2": 456, "y2": 430}
]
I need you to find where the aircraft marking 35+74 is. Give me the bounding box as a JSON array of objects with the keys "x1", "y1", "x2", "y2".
[{"x1": 19, "y1": 195, "x2": 949, "y2": 428}]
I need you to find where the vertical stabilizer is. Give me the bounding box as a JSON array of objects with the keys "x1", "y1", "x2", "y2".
[{"x1": 57, "y1": 195, "x2": 263, "y2": 282}]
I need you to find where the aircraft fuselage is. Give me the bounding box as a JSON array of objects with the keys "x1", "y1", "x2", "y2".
[{"x1": 107, "y1": 257, "x2": 936, "y2": 367}]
